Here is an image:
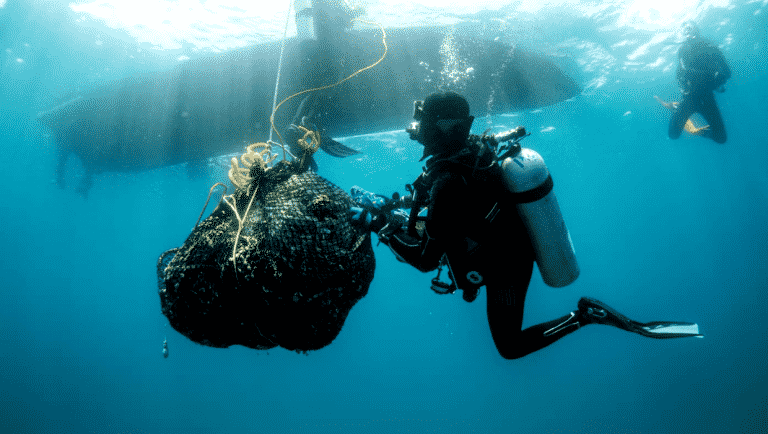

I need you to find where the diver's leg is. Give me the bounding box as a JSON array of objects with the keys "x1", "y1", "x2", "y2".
[
  {"x1": 289, "y1": 95, "x2": 312, "y2": 128},
  {"x1": 486, "y1": 260, "x2": 581, "y2": 360},
  {"x1": 697, "y1": 92, "x2": 727, "y2": 144},
  {"x1": 668, "y1": 95, "x2": 697, "y2": 140}
]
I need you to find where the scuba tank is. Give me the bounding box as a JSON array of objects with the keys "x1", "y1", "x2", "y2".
[{"x1": 498, "y1": 138, "x2": 579, "y2": 288}]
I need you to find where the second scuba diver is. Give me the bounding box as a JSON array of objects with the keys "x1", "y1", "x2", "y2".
[
  {"x1": 352, "y1": 91, "x2": 702, "y2": 360},
  {"x1": 668, "y1": 22, "x2": 731, "y2": 144}
]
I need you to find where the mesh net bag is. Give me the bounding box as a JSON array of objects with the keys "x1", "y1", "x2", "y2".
[{"x1": 157, "y1": 159, "x2": 375, "y2": 352}]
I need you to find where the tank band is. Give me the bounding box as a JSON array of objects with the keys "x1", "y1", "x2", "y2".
[{"x1": 511, "y1": 174, "x2": 553, "y2": 204}]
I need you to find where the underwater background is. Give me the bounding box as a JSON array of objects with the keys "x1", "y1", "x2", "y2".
[{"x1": 2, "y1": 0, "x2": 767, "y2": 432}]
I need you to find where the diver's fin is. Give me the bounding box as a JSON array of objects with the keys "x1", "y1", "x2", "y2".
[
  {"x1": 290, "y1": 95, "x2": 315, "y2": 127},
  {"x1": 320, "y1": 138, "x2": 361, "y2": 157},
  {"x1": 684, "y1": 121, "x2": 710, "y2": 136},
  {"x1": 578, "y1": 297, "x2": 703, "y2": 339},
  {"x1": 636, "y1": 321, "x2": 702, "y2": 339},
  {"x1": 291, "y1": 94, "x2": 360, "y2": 159},
  {"x1": 654, "y1": 95, "x2": 677, "y2": 110},
  {"x1": 654, "y1": 96, "x2": 710, "y2": 137}
]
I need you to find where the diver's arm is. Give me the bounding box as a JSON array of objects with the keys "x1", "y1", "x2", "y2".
[
  {"x1": 385, "y1": 230, "x2": 442, "y2": 272},
  {"x1": 423, "y1": 171, "x2": 469, "y2": 241},
  {"x1": 352, "y1": 205, "x2": 440, "y2": 271},
  {"x1": 722, "y1": 60, "x2": 732, "y2": 80},
  {"x1": 383, "y1": 172, "x2": 465, "y2": 272},
  {"x1": 676, "y1": 43, "x2": 691, "y2": 85},
  {"x1": 714, "y1": 46, "x2": 732, "y2": 86}
]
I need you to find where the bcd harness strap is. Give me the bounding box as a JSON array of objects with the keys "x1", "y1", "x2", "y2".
[
  {"x1": 409, "y1": 169, "x2": 553, "y2": 235},
  {"x1": 510, "y1": 173, "x2": 553, "y2": 204},
  {"x1": 421, "y1": 165, "x2": 554, "y2": 297}
]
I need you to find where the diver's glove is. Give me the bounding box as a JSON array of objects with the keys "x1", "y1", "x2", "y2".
[
  {"x1": 349, "y1": 185, "x2": 393, "y2": 234},
  {"x1": 350, "y1": 185, "x2": 388, "y2": 210},
  {"x1": 349, "y1": 206, "x2": 388, "y2": 233},
  {"x1": 350, "y1": 185, "x2": 412, "y2": 238}
]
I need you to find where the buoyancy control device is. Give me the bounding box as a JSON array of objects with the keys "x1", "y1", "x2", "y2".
[
  {"x1": 436, "y1": 127, "x2": 579, "y2": 291},
  {"x1": 385, "y1": 126, "x2": 579, "y2": 294}
]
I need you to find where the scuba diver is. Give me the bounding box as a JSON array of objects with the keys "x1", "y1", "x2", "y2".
[
  {"x1": 668, "y1": 22, "x2": 731, "y2": 144},
  {"x1": 286, "y1": 0, "x2": 363, "y2": 170},
  {"x1": 352, "y1": 91, "x2": 702, "y2": 360}
]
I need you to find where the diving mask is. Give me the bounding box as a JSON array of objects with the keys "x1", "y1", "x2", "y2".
[
  {"x1": 406, "y1": 100, "x2": 424, "y2": 140},
  {"x1": 406, "y1": 100, "x2": 471, "y2": 142}
]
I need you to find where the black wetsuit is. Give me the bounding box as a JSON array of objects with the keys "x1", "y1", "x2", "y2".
[
  {"x1": 386, "y1": 139, "x2": 580, "y2": 359},
  {"x1": 669, "y1": 37, "x2": 731, "y2": 144}
]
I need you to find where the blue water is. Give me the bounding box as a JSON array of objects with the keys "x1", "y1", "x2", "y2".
[{"x1": 2, "y1": 1, "x2": 768, "y2": 433}]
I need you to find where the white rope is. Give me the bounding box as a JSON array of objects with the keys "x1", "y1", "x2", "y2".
[{"x1": 269, "y1": 0, "x2": 295, "y2": 144}]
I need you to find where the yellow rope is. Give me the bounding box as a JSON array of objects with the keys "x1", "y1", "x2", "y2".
[
  {"x1": 224, "y1": 142, "x2": 276, "y2": 278},
  {"x1": 223, "y1": 185, "x2": 259, "y2": 280},
  {"x1": 269, "y1": 19, "x2": 388, "y2": 152},
  {"x1": 228, "y1": 142, "x2": 277, "y2": 190},
  {"x1": 294, "y1": 125, "x2": 321, "y2": 168},
  {"x1": 194, "y1": 182, "x2": 227, "y2": 228},
  {"x1": 221, "y1": 18, "x2": 388, "y2": 277}
]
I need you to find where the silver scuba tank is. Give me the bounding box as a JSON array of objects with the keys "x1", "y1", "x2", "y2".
[{"x1": 500, "y1": 146, "x2": 579, "y2": 287}]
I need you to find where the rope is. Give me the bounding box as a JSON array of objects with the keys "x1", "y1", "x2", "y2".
[
  {"x1": 269, "y1": 19, "x2": 388, "y2": 149},
  {"x1": 268, "y1": 0, "x2": 295, "y2": 150},
  {"x1": 194, "y1": 183, "x2": 227, "y2": 228},
  {"x1": 223, "y1": 185, "x2": 260, "y2": 281}
]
